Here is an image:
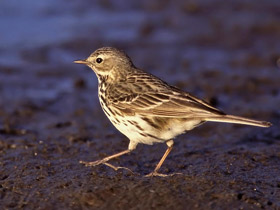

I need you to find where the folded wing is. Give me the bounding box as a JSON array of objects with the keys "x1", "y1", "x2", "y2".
[{"x1": 111, "y1": 87, "x2": 225, "y2": 118}]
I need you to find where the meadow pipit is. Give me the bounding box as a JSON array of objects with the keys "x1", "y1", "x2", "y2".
[{"x1": 74, "y1": 47, "x2": 271, "y2": 177}]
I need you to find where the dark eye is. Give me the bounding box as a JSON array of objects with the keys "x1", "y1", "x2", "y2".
[{"x1": 96, "y1": 58, "x2": 103, "y2": 63}]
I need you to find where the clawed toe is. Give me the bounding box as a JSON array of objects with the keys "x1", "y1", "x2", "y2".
[
  {"x1": 145, "y1": 172, "x2": 168, "y2": 177},
  {"x1": 104, "y1": 163, "x2": 135, "y2": 174},
  {"x1": 145, "y1": 171, "x2": 183, "y2": 177},
  {"x1": 79, "y1": 160, "x2": 105, "y2": 167},
  {"x1": 79, "y1": 160, "x2": 136, "y2": 174}
]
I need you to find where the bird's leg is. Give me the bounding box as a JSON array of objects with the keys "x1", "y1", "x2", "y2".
[
  {"x1": 80, "y1": 141, "x2": 138, "y2": 173},
  {"x1": 80, "y1": 149, "x2": 131, "y2": 167},
  {"x1": 145, "y1": 140, "x2": 174, "y2": 177}
]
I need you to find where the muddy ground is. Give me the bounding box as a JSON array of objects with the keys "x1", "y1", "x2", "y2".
[{"x1": 0, "y1": 0, "x2": 280, "y2": 209}]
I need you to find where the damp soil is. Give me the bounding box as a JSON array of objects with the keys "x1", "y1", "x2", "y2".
[{"x1": 1, "y1": 0, "x2": 280, "y2": 209}]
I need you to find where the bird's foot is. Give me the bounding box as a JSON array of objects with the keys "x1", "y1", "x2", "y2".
[
  {"x1": 80, "y1": 160, "x2": 135, "y2": 174},
  {"x1": 104, "y1": 163, "x2": 135, "y2": 174},
  {"x1": 79, "y1": 159, "x2": 106, "y2": 167},
  {"x1": 145, "y1": 171, "x2": 183, "y2": 177}
]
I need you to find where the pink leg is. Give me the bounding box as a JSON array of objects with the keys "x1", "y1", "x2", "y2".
[
  {"x1": 145, "y1": 140, "x2": 174, "y2": 177},
  {"x1": 80, "y1": 149, "x2": 131, "y2": 167}
]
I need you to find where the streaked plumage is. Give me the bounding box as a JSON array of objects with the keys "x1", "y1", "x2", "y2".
[{"x1": 74, "y1": 47, "x2": 272, "y2": 177}]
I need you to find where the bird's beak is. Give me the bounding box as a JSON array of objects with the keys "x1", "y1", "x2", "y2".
[{"x1": 74, "y1": 59, "x2": 89, "y2": 65}]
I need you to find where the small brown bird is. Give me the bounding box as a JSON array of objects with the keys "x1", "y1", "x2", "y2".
[{"x1": 74, "y1": 47, "x2": 271, "y2": 177}]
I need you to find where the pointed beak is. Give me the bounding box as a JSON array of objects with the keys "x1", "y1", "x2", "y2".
[{"x1": 73, "y1": 59, "x2": 89, "y2": 65}]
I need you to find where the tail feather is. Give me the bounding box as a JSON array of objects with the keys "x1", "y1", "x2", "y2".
[{"x1": 205, "y1": 114, "x2": 272, "y2": 128}]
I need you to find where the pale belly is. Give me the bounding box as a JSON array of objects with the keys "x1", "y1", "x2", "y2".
[
  {"x1": 102, "y1": 104, "x2": 203, "y2": 146},
  {"x1": 113, "y1": 115, "x2": 202, "y2": 145}
]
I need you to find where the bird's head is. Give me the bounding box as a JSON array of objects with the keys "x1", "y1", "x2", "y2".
[{"x1": 74, "y1": 47, "x2": 134, "y2": 81}]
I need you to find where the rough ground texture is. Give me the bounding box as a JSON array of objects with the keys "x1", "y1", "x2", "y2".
[{"x1": 0, "y1": 0, "x2": 280, "y2": 209}]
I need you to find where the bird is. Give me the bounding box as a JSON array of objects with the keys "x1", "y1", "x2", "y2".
[{"x1": 74, "y1": 47, "x2": 272, "y2": 177}]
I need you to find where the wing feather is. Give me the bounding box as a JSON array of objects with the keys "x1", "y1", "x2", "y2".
[
  {"x1": 108, "y1": 71, "x2": 225, "y2": 118},
  {"x1": 112, "y1": 91, "x2": 224, "y2": 118}
]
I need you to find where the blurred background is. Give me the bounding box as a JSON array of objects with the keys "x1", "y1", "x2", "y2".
[{"x1": 0, "y1": 0, "x2": 280, "y2": 209}]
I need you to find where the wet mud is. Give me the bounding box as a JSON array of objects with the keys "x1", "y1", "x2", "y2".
[{"x1": 0, "y1": 0, "x2": 280, "y2": 209}]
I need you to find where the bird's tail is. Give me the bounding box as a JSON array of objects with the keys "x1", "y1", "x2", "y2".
[{"x1": 205, "y1": 114, "x2": 272, "y2": 128}]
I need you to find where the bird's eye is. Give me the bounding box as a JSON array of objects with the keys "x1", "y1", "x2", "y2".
[{"x1": 96, "y1": 58, "x2": 103, "y2": 63}]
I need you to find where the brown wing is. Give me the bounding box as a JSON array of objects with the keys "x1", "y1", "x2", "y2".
[{"x1": 108, "y1": 71, "x2": 225, "y2": 118}]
